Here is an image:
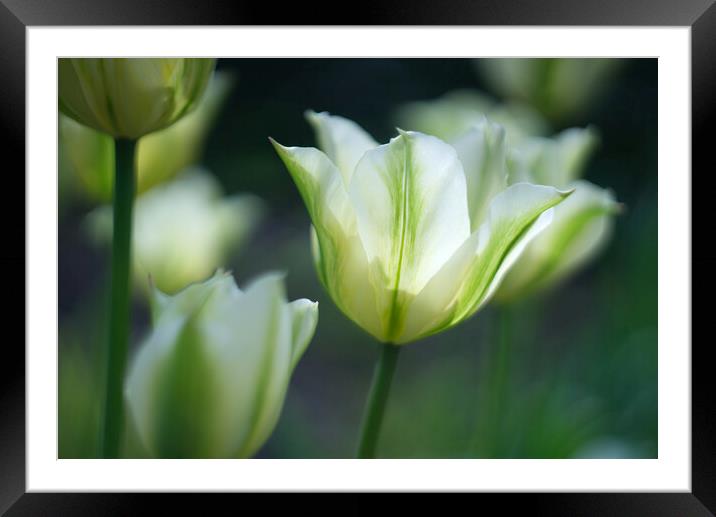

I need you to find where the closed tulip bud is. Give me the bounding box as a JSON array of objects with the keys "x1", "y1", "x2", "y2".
[
  {"x1": 59, "y1": 58, "x2": 216, "y2": 139},
  {"x1": 271, "y1": 112, "x2": 571, "y2": 344},
  {"x1": 59, "y1": 71, "x2": 233, "y2": 202},
  {"x1": 496, "y1": 127, "x2": 620, "y2": 301},
  {"x1": 125, "y1": 271, "x2": 318, "y2": 458},
  {"x1": 87, "y1": 172, "x2": 263, "y2": 294}
]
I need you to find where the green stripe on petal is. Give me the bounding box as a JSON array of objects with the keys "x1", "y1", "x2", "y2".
[{"x1": 348, "y1": 131, "x2": 471, "y2": 341}]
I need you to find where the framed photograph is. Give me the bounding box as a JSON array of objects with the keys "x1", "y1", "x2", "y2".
[{"x1": 4, "y1": 0, "x2": 711, "y2": 512}]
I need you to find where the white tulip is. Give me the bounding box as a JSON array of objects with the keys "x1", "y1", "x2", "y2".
[
  {"x1": 125, "y1": 271, "x2": 318, "y2": 458},
  {"x1": 87, "y1": 171, "x2": 262, "y2": 294},
  {"x1": 271, "y1": 112, "x2": 570, "y2": 344}
]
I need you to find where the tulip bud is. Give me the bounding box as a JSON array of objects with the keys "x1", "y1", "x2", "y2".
[
  {"x1": 59, "y1": 58, "x2": 216, "y2": 139},
  {"x1": 272, "y1": 112, "x2": 570, "y2": 344},
  {"x1": 125, "y1": 271, "x2": 318, "y2": 458},
  {"x1": 87, "y1": 171, "x2": 263, "y2": 294},
  {"x1": 59, "y1": 72, "x2": 233, "y2": 203}
]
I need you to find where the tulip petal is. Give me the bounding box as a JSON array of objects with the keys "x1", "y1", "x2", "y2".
[
  {"x1": 306, "y1": 110, "x2": 378, "y2": 185},
  {"x1": 400, "y1": 183, "x2": 571, "y2": 342},
  {"x1": 310, "y1": 226, "x2": 384, "y2": 341},
  {"x1": 496, "y1": 180, "x2": 618, "y2": 300},
  {"x1": 288, "y1": 298, "x2": 319, "y2": 370},
  {"x1": 272, "y1": 139, "x2": 385, "y2": 340},
  {"x1": 226, "y1": 273, "x2": 293, "y2": 458},
  {"x1": 270, "y1": 140, "x2": 355, "y2": 237},
  {"x1": 512, "y1": 126, "x2": 598, "y2": 187},
  {"x1": 451, "y1": 120, "x2": 508, "y2": 230},
  {"x1": 349, "y1": 131, "x2": 471, "y2": 341}
]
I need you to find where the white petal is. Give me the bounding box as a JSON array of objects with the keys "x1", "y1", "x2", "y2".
[
  {"x1": 348, "y1": 131, "x2": 471, "y2": 340},
  {"x1": 271, "y1": 140, "x2": 356, "y2": 236},
  {"x1": 496, "y1": 180, "x2": 618, "y2": 300},
  {"x1": 400, "y1": 183, "x2": 570, "y2": 342},
  {"x1": 451, "y1": 121, "x2": 508, "y2": 230},
  {"x1": 288, "y1": 298, "x2": 319, "y2": 370},
  {"x1": 305, "y1": 111, "x2": 378, "y2": 185}
]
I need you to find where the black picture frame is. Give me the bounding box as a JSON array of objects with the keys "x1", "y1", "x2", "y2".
[{"x1": 3, "y1": 0, "x2": 712, "y2": 513}]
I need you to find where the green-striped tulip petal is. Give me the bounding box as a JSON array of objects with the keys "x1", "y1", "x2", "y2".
[
  {"x1": 495, "y1": 180, "x2": 619, "y2": 302},
  {"x1": 272, "y1": 112, "x2": 570, "y2": 344}
]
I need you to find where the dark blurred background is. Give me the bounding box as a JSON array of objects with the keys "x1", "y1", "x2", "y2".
[{"x1": 59, "y1": 58, "x2": 657, "y2": 459}]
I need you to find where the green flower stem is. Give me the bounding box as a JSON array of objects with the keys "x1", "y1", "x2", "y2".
[
  {"x1": 357, "y1": 343, "x2": 400, "y2": 458},
  {"x1": 487, "y1": 307, "x2": 513, "y2": 455},
  {"x1": 471, "y1": 307, "x2": 513, "y2": 457},
  {"x1": 101, "y1": 138, "x2": 137, "y2": 458}
]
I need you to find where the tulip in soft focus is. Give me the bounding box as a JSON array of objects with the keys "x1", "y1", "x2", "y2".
[
  {"x1": 59, "y1": 58, "x2": 216, "y2": 139},
  {"x1": 396, "y1": 92, "x2": 620, "y2": 302},
  {"x1": 496, "y1": 128, "x2": 620, "y2": 301},
  {"x1": 59, "y1": 72, "x2": 233, "y2": 202},
  {"x1": 125, "y1": 271, "x2": 318, "y2": 458},
  {"x1": 476, "y1": 58, "x2": 621, "y2": 122},
  {"x1": 271, "y1": 112, "x2": 571, "y2": 344},
  {"x1": 88, "y1": 171, "x2": 263, "y2": 294},
  {"x1": 395, "y1": 89, "x2": 549, "y2": 146}
]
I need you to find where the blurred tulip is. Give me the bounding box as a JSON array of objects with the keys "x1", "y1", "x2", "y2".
[
  {"x1": 396, "y1": 92, "x2": 620, "y2": 302},
  {"x1": 507, "y1": 127, "x2": 599, "y2": 187},
  {"x1": 125, "y1": 271, "x2": 318, "y2": 458},
  {"x1": 395, "y1": 89, "x2": 549, "y2": 146},
  {"x1": 476, "y1": 58, "x2": 621, "y2": 123},
  {"x1": 59, "y1": 58, "x2": 216, "y2": 139},
  {"x1": 59, "y1": 72, "x2": 234, "y2": 203},
  {"x1": 88, "y1": 171, "x2": 263, "y2": 294},
  {"x1": 272, "y1": 111, "x2": 570, "y2": 344},
  {"x1": 496, "y1": 127, "x2": 620, "y2": 301}
]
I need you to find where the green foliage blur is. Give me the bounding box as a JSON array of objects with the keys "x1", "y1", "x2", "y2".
[{"x1": 58, "y1": 58, "x2": 657, "y2": 459}]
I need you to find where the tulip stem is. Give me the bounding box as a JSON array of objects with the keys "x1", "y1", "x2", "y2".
[
  {"x1": 471, "y1": 307, "x2": 513, "y2": 457},
  {"x1": 100, "y1": 138, "x2": 137, "y2": 458},
  {"x1": 357, "y1": 343, "x2": 400, "y2": 458}
]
